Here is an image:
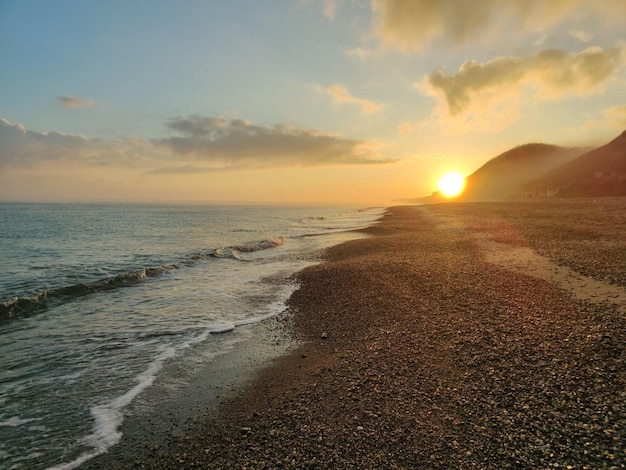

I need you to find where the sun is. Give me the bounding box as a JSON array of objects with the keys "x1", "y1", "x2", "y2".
[{"x1": 438, "y1": 172, "x2": 465, "y2": 198}]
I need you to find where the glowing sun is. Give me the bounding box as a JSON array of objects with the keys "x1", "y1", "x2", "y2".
[{"x1": 438, "y1": 172, "x2": 465, "y2": 198}]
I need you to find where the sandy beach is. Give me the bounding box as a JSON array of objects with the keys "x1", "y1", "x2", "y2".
[{"x1": 88, "y1": 199, "x2": 625, "y2": 469}]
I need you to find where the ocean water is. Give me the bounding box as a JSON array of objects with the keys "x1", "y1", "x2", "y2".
[{"x1": 0, "y1": 203, "x2": 384, "y2": 470}]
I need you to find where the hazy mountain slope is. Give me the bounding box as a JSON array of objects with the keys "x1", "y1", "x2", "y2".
[
  {"x1": 525, "y1": 130, "x2": 626, "y2": 197},
  {"x1": 459, "y1": 144, "x2": 585, "y2": 201}
]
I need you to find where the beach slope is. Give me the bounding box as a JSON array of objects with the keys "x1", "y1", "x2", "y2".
[{"x1": 111, "y1": 200, "x2": 626, "y2": 469}]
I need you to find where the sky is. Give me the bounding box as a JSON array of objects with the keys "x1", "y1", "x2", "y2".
[{"x1": 1, "y1": 0, "x2": 625, "y2": 204}]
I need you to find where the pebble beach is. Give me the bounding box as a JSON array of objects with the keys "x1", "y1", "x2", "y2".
[{"x1": 89, "y1": 199, "x2": 625, "y2": 469}]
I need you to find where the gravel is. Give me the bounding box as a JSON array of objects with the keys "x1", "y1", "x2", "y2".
[{"x1": 93, "y1": 200, "x2": 625, "y2": 469}]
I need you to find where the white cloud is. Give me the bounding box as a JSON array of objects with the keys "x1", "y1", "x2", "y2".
[
  {"x1": 58, "y1": 96, "x2": 95, "y2": 109},
  {"x1": 569, "y1": 29, "x2": 593, "y2": 43},
  {"x1": 397, "y1": 121, "x2": 414, "y2": 136},
  {"x1": 316, "y1": 83, "x2": 385, "y2": 115},
  {"x1": 323, "y1": 0, "x2": 336, "y2": 20},
  {"x1": 345, "y1": 47, "x2": 373, "y2": 61},
  {"x1": 533, "y1": 34, "x2": 549, "y2": 47}
]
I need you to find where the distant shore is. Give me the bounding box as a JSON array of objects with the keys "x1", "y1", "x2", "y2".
[{"x1": 88, "y1": 199, "x2": 625, "y2": 469}]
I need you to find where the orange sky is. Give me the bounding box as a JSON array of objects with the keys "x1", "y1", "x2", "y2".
[{"x1": 1, "y1": 0, "x2": 625, "y2": 204}]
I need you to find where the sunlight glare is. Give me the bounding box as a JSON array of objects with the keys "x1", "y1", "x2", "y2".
[{"x1": 438, "y1": 172, "x2": 465, "y2": 198}]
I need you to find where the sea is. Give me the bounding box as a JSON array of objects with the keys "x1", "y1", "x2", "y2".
[{"x1": 0, "y1": 202, "x2": 384, "y2": 470}]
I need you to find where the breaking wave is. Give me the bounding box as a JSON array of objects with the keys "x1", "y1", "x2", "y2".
[
  {"x1": 235, "y1": 236, "x2": 284, "y2": 253},
  {"x1": 0, "y1": 237, "x2": 286, "y2": 324}
]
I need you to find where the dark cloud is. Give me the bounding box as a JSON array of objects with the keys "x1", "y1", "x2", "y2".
[
  {"x1": 0, "y1": 117, "x2": 393, "y2": 171},
  {"x1": 156, "y1": 116, "x2": 392, "y2": 167},
  {"x1": 0, "y1": 118, "x2": 89, "y2": 166},
  {"x1": 0, "y1": 118, "x2": 154, "y2": 168},
  {"x1": 373, "y1": 0, "x2": 626, "y2": 51}
]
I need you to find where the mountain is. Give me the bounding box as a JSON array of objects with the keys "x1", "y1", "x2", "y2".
[
  {"x1": 458, "y1": 143, "x2": 585, "y2": 201},
  {"x1": 525, "y1": 130, "x2": 626, "y2": 197},
  {"x1": 412, "y1": 129, "x2": 626, "y2": 204}
]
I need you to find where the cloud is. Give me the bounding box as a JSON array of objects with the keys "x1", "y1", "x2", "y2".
[
  {"x1": 0, "y1": 118, "x2": 156, "y2": 168},
  {"x1": 419, "y1": 45, "x2": 625, "y2": 120},
  {"x1": 570, "y1": 29, "x2": 593, "y2": 43},
  {"x1": 371, "y1": 0, "x2": 626, "y2": 51},
  {"x1": 604, "y1": 104, "x2": 626, "y2": 127},
  {"x1": 156, "y1": 116, "x2": 392, "y2": 168},
  {"x1": 316, "y1": 84, "x2": 385, "y2": 115},
  {"x1": 533, "y1": 34, "x2": 549, "y2": 47},
  {"x1": 566, "y1": 104, "x2": 626, "y2": 136},
  {"x1": 322, "y1": 0, "x2": 336, "y2": 20},
  {"x1": 0, "y1": 116, "x2": 393, "y2": 172},
  {"x1": 345, "y1": 47, "x2": 372, "y2": 61},
  {"x1": 397, "y1": 121, "x2": 414, "y2": 136},
  {"x1": 416, "y1": 91, "x2": 522, "y2": 135},
  {"x1": 146, "y1": 164, "x2": 220, "y2": 175},
  {"x1": 58, "y1": 95, "x2": 95, "y2": 109},
  {"x1": 0, "y1": 118, "x2": 89, "y2": 166}
]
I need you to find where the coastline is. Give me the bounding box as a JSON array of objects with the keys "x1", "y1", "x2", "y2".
[
  {"x1": 81, "y1": 312, "x2": 298, "y2": 470},
  {"x1": 88, "y1": 200, "x2": 625, "y2": 469}
]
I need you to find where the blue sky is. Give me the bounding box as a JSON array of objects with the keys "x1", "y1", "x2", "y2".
[
  {"x1": 2, "y1": 1, "x2": 375, "y2": 138},
  {"x1": 1, "y1": 0, "x2": 625, "y2": 203}
]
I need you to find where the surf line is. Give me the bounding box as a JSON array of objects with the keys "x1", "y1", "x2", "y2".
[{"x1": 46, "y1": 311, "x2": 283, "y2": 470}]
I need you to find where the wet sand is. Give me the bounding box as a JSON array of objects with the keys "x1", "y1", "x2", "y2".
[{"x1": 90, "y1": 199, "x2": 625, "y2": 469}]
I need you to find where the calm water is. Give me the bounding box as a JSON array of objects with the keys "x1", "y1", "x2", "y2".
[{"x1": 0, "y1": 203, "x2": 383, "y2": 469}]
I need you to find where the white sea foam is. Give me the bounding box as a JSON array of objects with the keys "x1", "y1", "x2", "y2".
[
  {"x1": 47, "y1": 326, "x2": 227, "y2": 470},
  {"x1": 0, "y1": 416, "x2": 40, "y2": 427},
  {"x1": 234, "y1": 284, "x2": 295, "y2": 328},
  {"x1": 28, "y1": 425, "x2": 49, "y2": 432},
  {"x1": 209, "y1": 323, "x2": 236, "y2": 334},
  {"x1": 1, "y1": 204, "x2": 385, "y2": 470},
  {"x1": 235, "y1": 237, "x2": 285, "y2": 253},
  {"x1": 35, "y1": 370, "x2": 84, "y2": 386},
  {"x1": 47, "y1": 286, "x2": 299, "y2": 469},
  {"x1": 47, "y1": 345, "x2": 177, "y2": 470},
  {"x1": 234, "y1": 310, "x2": 283, "y2": 327}
]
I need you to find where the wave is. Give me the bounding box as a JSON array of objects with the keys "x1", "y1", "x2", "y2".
[
  {"x1": 47, "y1": 305, "x2": 291, "y2": 470},
  {"x1": 0, "y1": 237, "x2": 286, "y2": 324},
  {"x1": 48, "y1": 345, "x2": 180, "y2": 470},
  {"x1": 235, "y1": 236, "x2": 284, "y2": 253},
  {"x1": 0, "y1": 269, "x2": 158, "y2": 324},
  {"x1": 299, "y1": 216, "x2": 326, "y2": 223},
  {"x1": 294, "y1": 228, "x2": 364, "y2": 239},
  {"x1": 0, "y1": 416, "x2": 41, "y2": 427}
]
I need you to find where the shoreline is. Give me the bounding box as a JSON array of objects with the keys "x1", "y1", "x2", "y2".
[
  {"x1": 89, "y1": 200, "x2": 625, "y2": 468},
  {"x1": 81, "y1": 312, "x2": 298, "y2": 469}
]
